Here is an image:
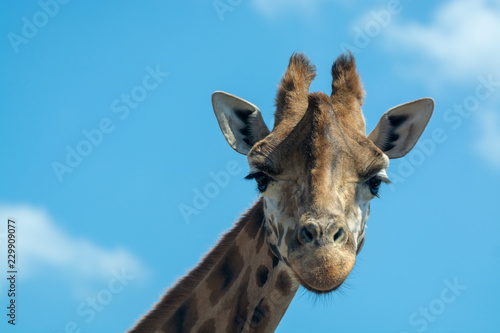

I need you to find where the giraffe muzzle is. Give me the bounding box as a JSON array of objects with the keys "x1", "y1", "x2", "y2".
[{"x1": 288, "y1": 220, "x2": 356, "y2": 293}]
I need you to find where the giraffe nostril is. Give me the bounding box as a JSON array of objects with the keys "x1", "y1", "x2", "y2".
[
  {"x1": 299, "y1": 225, "x2": 315, "y2": 244},
  {"x1": 333, "y1": 226, "x2": 346, "y2": 245}
]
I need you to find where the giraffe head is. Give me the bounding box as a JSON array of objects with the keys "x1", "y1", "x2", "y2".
[{"x1": 212, "y1": 53, "x2": 433, "y2": 294}]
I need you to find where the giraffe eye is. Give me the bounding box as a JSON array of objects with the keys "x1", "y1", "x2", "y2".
[
  {"x1": 368, "y1": 177, "x2": 382, "y2": 196},
  {"x1": 245, "y1": 172, "x2": 272, "y2": 193}
]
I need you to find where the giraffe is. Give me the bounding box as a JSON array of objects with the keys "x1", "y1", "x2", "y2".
[{"x1": 130, "y1": 52, "x2": 434, "y2": 332}]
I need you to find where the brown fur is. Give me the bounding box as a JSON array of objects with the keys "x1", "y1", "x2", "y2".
[
  {"x1": 162, "y1": 294, "x2": 198, "y2": 332},
  {"x1": 275, "y1": 53, "x2": 316, "y2": 126},
  {"x1": 250, "y1": 299, "x2": 272, "y2": 332},
  {"x1": 130, "y1": 201, "x2": 264, "y2": 332},
  {"x1": 331, "y1": 52, "x2": 365, "y2": 106},
  {"x1": 226, "y1": 266, "x2": 252, "y2": 333},
  {"x1": 197, "y1": 319, "x2": 215, "y2": 333}
]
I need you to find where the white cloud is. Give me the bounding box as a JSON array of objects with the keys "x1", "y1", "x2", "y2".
[
  {"x1": 251, "y1": 0, "x2": 347, "y2": 18},
  {"x1": 0, "y1": 204, "x2": 149, "y2": 297},
  {"x1": 473, "y1": 109, "x2": 500, "y2": 168},
  {"x1": 385, "y1": 0, "x2": 500, "y2": 81}
]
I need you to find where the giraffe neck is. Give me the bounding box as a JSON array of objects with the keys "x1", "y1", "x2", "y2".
[{"x1": 131, "y1": 199, "x2": 300, "y2": 333}]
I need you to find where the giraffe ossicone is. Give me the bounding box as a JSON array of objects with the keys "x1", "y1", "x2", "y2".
[{"x1": 131, "y1": 52, "x2": 434, "y2": 332}]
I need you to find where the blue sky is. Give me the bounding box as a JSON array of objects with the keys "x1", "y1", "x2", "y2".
[{"x1": 1, "y1": 0, "x2": 499, "y2": 332}]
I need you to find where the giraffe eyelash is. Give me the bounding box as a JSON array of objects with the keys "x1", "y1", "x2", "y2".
[
  {"x1": 245, "y1": 172, "x2": 273, "y2": 193},
  {"x1": 245, "y1": 172, "x2": 259, "y2": 180}
]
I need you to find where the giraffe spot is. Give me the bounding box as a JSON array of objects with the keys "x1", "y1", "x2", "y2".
[
  {"x1": 268, "y1": 246, "x2": 280, "y2": 268},
  {"x1": 208, "y1": 246, "x2": 244, "y2": 306},
  {"x1": 227, "y1": 267, "x2": 251, "y2": 333},
  {"x1": 256, "y1": 265, "x2": 269, "y2": 287},
  {"x1": 197, "y1": 318, "x2": 216, "y2": 333},
  {"x1": 250, "y1": 298, "x2": 271, "y2": 331},
  {"x1": 275, "y1": 271, "x2": 292, "y2": 296},
  {"x1": 272, "y1": 254, "x2": 280, "y2": 268},
  {"x1": 162, "y1": 295, "x2": 198, "y2": 333},
  {"x1": 268, "y1": 243, "x2": 281, "y2": 265}
]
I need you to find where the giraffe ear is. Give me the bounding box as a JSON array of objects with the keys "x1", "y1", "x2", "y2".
[
  {"x1": 368, "y1": 98, "x2": 434, "y2": 159},
  {"x1": 212, "y1": 91, "x2": 271, "y2": 155}
]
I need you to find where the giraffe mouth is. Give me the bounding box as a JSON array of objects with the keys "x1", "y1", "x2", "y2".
[
  {"x1": 288, "y1": 243, "x2": 356, "y2": 294},
  {"x1": 294, "y1": 271, "x2": 345, "y2": 294}
]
